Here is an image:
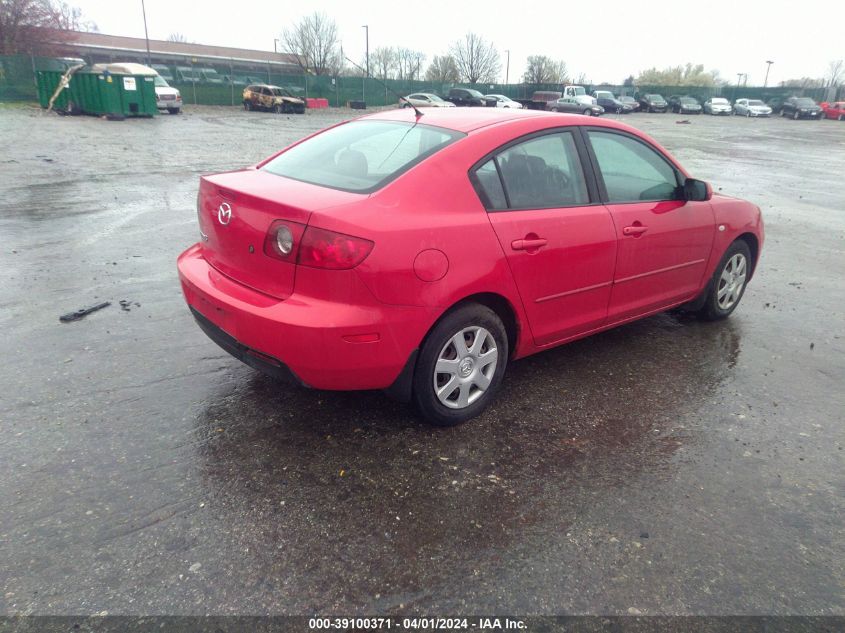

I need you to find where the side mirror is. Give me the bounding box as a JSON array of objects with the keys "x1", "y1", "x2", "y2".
[{"x1": 684, "y1": 178, "x2": 711, "y2": 202}]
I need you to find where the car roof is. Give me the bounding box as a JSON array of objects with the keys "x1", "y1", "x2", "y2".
[{"x1": 359, "y1": 106, "x2": 636, "y2": 135}]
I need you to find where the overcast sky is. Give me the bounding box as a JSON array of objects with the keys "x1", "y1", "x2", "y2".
[{"x1": 71, "y1": 0, "x2": 840, "y2": 86}]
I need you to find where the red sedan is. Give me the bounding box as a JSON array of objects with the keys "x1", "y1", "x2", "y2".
[
  {"x1": 821, "y1": 101, "x2": 845, "y2": 120},
  {"x1": 177, "y1": 108, "x2": 763, "y2": 425}
]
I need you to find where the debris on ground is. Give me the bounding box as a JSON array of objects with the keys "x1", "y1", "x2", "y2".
[
  {"x1": 59, "y1": 302, "x2": 111, "y2": 323},
  {"x1": 118, "y1": 300, "x2": 141, "y2": 312},
  {"x1": 676, "y1": 120, "x2": 691, "y2": 124}
]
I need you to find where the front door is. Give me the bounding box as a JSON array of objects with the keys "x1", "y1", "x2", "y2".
[
  {"x1": 473, "y1": 129, "x2": 617, "y2": 347},
  {"x1": 584, "y1": 129, "x2": 715, "y2": 322}
]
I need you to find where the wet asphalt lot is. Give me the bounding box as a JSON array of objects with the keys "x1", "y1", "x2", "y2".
[{"x1": 0, "y1": 103, "x2": 843, "y2": 617}]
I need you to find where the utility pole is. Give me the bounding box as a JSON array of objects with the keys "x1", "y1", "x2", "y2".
[
  {"x1": 361, "y1": 25, "x2": 369, "y2": 102},
  {"x1": 764, "y1": 60, "x2": 774, "y2": 88},
  {"x1": 505, "y1": 49, "x2": 510, "y2": 85},
  {"x1": 140, "y1": 0, "x2": 151, "y2": 66},
  {"x1": 274, "y1": 39, "x2": 279, "y2": 54}
]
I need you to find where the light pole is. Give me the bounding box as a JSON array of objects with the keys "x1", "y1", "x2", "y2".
[
  {"x1": 274, "y1": 39, "x2": 279, "y2": 54},
  {"x1": 505, "y1": 49, "x2": 510, "y2": 86},
  {"x1": 140, "y1": 0, "x2": 151, "y2": 66},
  {"x1": 764, "y1": 60, "x2": 774, "y2": 88},
  {"x1": 361, "y1": 25, "x2": 369, "y2": 102}
]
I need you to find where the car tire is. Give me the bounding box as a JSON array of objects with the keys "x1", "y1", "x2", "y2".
[
  {"x1": 167, "y1": 108, "x2": 180, "y2": 115},
  {"x1": 746, "y1": 111, "x2": 751, "y2": 117},
  {"x1": 243, "y1": 101, "x2": 252, "y2": 111},
  {"x1": 412, "y1": 304, "x2": 508, "y2": 426},
  {"x1": 793, "y1": 111, "x2": 800, "y2": 120},
  {"x1": 839, "y1": 114, "x2": 844, "y2": 121},
  {"x1": 402, "y1": 103, "x2": 411, "y2": 108},
  {"x1": 273, "y1": 104, "x2": 282, "y2": 114},
  {"x1": 583, "y1": 108, "x2": 592, "y2": 116},
  {"x1": 696, "y1": 240, "x2": 752, "y2": 321}
]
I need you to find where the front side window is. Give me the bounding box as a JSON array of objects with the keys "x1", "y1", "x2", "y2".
[
  {"x1": 262, "y1": 121, "x2": 463, "y2": 193},
  {"x1": 587, "y1": 131, "x2": 680, "y2": 203}
]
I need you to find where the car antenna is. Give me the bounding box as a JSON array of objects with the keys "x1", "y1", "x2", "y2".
[{"x1": 344, "y1": 55, "x2": 424, "y2": 118}]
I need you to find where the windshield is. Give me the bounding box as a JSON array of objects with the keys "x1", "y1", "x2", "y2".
[
  {"x1": 595, "y1": 91, "x2": 613, "y2": 99},
  {"x1": 466, "y1": 89, "x2": 484, "y2": 98},
  {"x1": 647, "y1": 94, "x2": 664, "y2": 101},
  {"x1": 681, "y1": 98, "x2": 697, "y2": 104},
  {"x1": 262, "y1": 121, "x2": 464, "y2": 193},
  {"x1": 796, "y1": 98, "x2": 816, "y2": 106},
  {"x1": 153, "y1": 76, "x2": 169, "y2": 87},
  {"x1": 748, "y1": 100, "x2": 765, "y2": 106},
  {"x1": 712, "y1": 98, "x2": 728, "y2": 104},
  {"x1": 570, "y1": 87, "x2": 586, "y2": 96},
  {"x1": 619, "y1": 96, "x2": 634, "y2": 102},
  {"x1": 428, "y1": 94, "x2": 444, "y2": 102}
]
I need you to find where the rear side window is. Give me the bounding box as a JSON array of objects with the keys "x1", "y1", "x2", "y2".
[
  {"x1": 473, "y1": 131, "x2": 589, "y2": 211},
  {"x1": 262, "y1": 121, "x2": 464, "y2": 193},
  {"x1": 587, "y1": 130, "x2": 680, "y2": 203}
]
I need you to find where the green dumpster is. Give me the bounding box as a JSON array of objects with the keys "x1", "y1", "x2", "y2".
[{"x1": 36, "y1": 68, "x2": 157, "y2": 119}]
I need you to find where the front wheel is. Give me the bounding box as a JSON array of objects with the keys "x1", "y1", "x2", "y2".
[
  {"x1": 412, "y1": 304, "x2": 508, "y2": 426},
  {"x1": 583, "y1": 108, "x2": 592, "y2": 116},
  {"x1": 697, "y1": 240, "x2": 752, "y2": 321},
  {"x1": 243, "y1": 101, "x2": 252, "y2": 111}
]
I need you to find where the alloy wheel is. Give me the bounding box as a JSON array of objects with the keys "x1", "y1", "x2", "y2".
[
  {"x1": 433, "y1": 326, "x2": 498, "y2": 409},
  {"x1": 717, "y1": 253, "x2": 747, "y2": 310}
]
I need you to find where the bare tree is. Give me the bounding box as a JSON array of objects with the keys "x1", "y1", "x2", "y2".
[
  {"x1": 281, "y1": 11, "x2": 341, "y2": 76},
  {"x1": 523, "y1": 55, "x2": 568, "y2": 85},
  {"x1": 450, "y1": 33, "x2": 500, "y2": 84},
  {"x1": 167, "y1": 32, "x2": 188, "y2": 43},
  {"x1": 636, "y1": 63, "x2": 719, "y2": 87},
  {"x1": 425, "y1": 54, "x2": 459, "y2": 83},
  {"x1": 828, "y1": 59, "x2": 844, "y2": 87},
  {"x1": 370, "y1": 46, "x2": 397, "y2": 80},
  {"x1": 396, "y1": 48, "x2": 425, "y2": 81},
  {"x1": 0, "y1": 0, "x2": 90, "y2": 54}
]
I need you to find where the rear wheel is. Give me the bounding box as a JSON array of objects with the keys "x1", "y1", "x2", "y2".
[
  {"x1": 167, "y1": 107, "x2": 180, "y2": 115},
  {"x1": 697, "y1": 240, "x2": 752, "y2": 321},
  {"x1": 412, "y1": 304, "x2": 508, "y2": 426}
]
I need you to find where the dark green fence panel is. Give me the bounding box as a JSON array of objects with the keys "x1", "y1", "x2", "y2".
[{"x1": 3, "y1": 54, "x2": 842, "y2": 108}]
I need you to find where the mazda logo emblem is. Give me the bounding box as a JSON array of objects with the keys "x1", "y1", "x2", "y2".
[{"x1": 217, "y1": 202, "x2": 232, "y2": 226}]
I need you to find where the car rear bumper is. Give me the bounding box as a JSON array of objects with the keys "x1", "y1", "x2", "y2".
[{"x1": 177, "y1": 244, "x2": 428, "y2": 391}]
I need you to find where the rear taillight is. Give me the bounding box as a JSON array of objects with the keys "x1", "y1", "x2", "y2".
[
  {"x1": 298, "y1": 226, "x2": 374, "y2": 270},
  {"x1": 263, "y1": 222, "x2": 373, "y2": 269},
  {"x1": 264, "y1": 220, "x2": 306, "y2": 262}
]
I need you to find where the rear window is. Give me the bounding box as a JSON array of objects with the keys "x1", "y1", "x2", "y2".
[{"x1": 261, "y1": 121, "x2": 464, "y2": 193}]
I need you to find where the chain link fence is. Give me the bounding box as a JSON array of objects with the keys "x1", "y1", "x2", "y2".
[{"x1": 2, "y1": 54, "x2": 839, "y2": 108}]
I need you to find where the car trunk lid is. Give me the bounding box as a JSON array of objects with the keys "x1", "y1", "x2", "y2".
[{"x1": 198, "y1": 169, "x2": 361, "y2": 299}]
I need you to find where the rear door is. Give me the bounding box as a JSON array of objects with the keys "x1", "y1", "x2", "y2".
[
  {"x1": 473, "y1": 128, "x2": 617, "y2": 347},
  {"x1": 583, "y1": 128, "x2": 715, "y2": 322}
]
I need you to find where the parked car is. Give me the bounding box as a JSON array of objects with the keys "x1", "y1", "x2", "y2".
[
  {"x1": 243, "y1": 84, "x2": 305, "y2": 114},
  {"x1": 821, "y1": 101, "x2": 845, "y2": 120},
  {"x1": 484, "y1": 94, "x2": 523, "y2": 108},
  {"x1": 638, "y1": 94, "x2": 668, "y2": 113},
  {"x1": 703, "y1": 97, "x2": 733, "y2": 115},
  {"x1": 525, "y1": 91, "x2": 562, "y2": 110},
  {"x1": 671, "y1": 96, "x2": 702, "y2": 114},
  {"x1": 447, "y1": 88, "x2": 494, "y2": 107},
  {"x1": 592, "y1": 90, "x2": 632, "y2": 114},
  {"x1": 178, "y1": 108, "x2": 763, "y2": 425},
  {"x1": 617, "y1": 95, "x2": 640, "y2": 112},
  {"x1": 550, "y1": 97, "x2": 604, "y2": 116},
  {"x1": 733, "y1": 99, "x2": 772, "y2": 117},
  {"x1": 402, "y1": 93, "x2": 455, "y2": 108},
  {"x1": 766, "y1": 96, "x2": 786, "y2": 115},
  {"x1": 780, "y1": 96, "x2": 823, "y2": 120}
]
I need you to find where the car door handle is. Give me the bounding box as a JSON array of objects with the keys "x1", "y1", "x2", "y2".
[
  {"x1": 623, "y1": 225, "x2": 648, "y2": 236},
  {"x1": 511, "y1": 238, "x2": 548, "y2": 251}
]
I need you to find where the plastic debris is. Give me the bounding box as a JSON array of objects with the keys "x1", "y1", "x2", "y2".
[{"x1": 59, "y1": 302, "x2": 111, "y2": 323}]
